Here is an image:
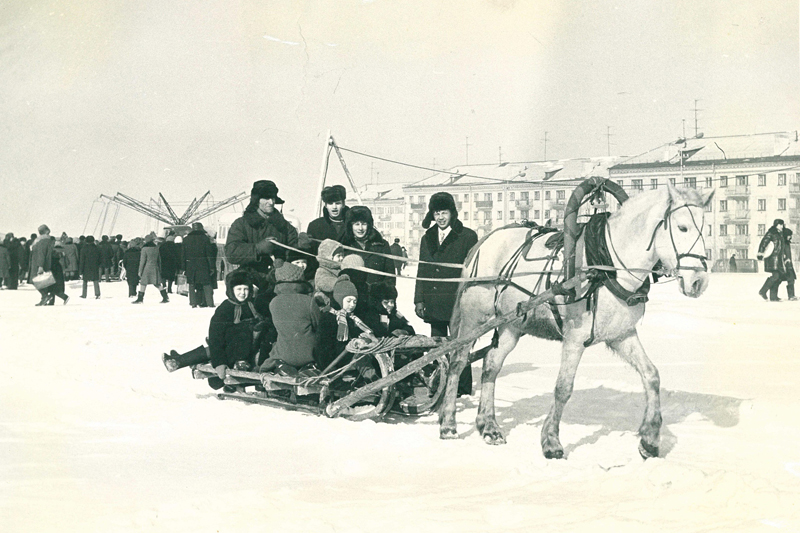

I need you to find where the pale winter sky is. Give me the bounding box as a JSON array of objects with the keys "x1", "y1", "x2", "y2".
[{"x1": 1, "y1": 0, "x2": 798, "y2": 238}]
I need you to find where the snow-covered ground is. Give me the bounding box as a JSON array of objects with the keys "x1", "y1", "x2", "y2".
[{"x1": 1, "y1": 272, "x2": 799, "y2": 532}]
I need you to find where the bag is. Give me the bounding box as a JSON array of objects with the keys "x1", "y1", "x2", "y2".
[
  {"x1": 176, "y1": 273, "x2": 189, "y2": 296},
  {"x1": 32, "y1": 271, "x2": 56, "y2": 290}
]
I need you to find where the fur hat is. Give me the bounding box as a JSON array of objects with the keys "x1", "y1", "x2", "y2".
[
  {"x1": 371, "y1": 283, "x2": 398, "y2": 302},
  {"x1": 225, "y1": 269, "x2": 254, "y2": 302},
  {"x1": 86, "y1": 235, "x2": 95, "y2": 244},
  {"x1": 345, "y1": 205, "x2": 374, "y2": 236},
  {"x1": 37, "y1": 224, "x2": 49, "y2": 235},
  {"x1": 250, "y1": 180, "x2": 285, "y2": 205},
  {"x1": 422, "y1": 192, "x2": 458, "y2": 229},
  {"x1": 341, "y1": 254, "x2": 365, "y2": 271},
  {"x1": 191, "y1": 222, "x2": 204, "y2": 231},
  {"x1": 321, "y1": 185, "x2": 347, "y2": 204},
  {"x1": 774, "y1": 219, "x2": 785, "y2": 227},
  {"x1": 274, "y1": 261, "x2": 305, "y2": 283},
  {"x1": 333, "y1": 274, "x2": 358, "y2": 307},
  {"x1": 318, "y1": 239, "x2": 344, "y2": 262}
]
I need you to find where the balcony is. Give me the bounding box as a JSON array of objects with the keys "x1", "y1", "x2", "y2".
[
  {"x1": 722, "y1": 209, "x2": 750, "y2": 222},
  {"x1": 789, "y1": 183, "x2": 800, "y2": 195},
  {"x1": 409, "y1": 203, "x2": 426, "y2": 210},
  {"x1": 516, "y1": 199, "x2": 531, "y2": 209},
  {"x1": 723, "y1": 234, "x2": 750, "y2": 246},
  {"x1": 551, "y1": 200, "x2": 567, "y2": 211},
  {"x1": 725, "y1": 185, "x2": 750, "y2": 196},
  {"x1": 475, "y1": 200, "x2": 493, "y2": 209},
  {"x1": 379, "y1": 214, "x2": 392, "y2": 221}
]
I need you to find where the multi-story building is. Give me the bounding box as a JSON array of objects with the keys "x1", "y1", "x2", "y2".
[
  {"x1": 610, "y1": 131, "x2": 800, "y2": 269},
  {"x1": 358, "y1": 184, "x2": 406, "y2": 245}
]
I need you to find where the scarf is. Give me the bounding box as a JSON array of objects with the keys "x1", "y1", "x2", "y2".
[
  {"x1": 230, "y1": 300, "x2": 263, "y2": 324},
  {"x1": 329, "y1": 308, "x2": 372, "y2": 342}
]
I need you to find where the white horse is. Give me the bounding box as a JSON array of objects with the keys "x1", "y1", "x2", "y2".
[{"x1": 440, "y1": 182, "x2": 713, "y2": 458}]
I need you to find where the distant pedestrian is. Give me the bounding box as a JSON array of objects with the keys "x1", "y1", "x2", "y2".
[
  {"x1": 79, "y1": 235, "x2": 101, "y2": 299},
  {"x1": 182, "y1": 222, "x2": 216, "y2": 308},
  {"x1": 0, "y1": 236, "x2": 10, "y2": 288},
  {"x1": 98, "y1": 235, "x2": 114, "y2": 282},
  {"x1": 4, "y1": 233, "x2": 21, "y2": 289},
  {"x1": 29, "y1": 225, "x2": 57, "y2": 305},
  {"x1": 729, "y1": 254, "x2": 737, "y2": 273},
  {"x1": 134, "y1": 232, "x2": 169, "y2": 304},
  {"x1": 159, "y1": 234, "x2": 180, "y2": 293},
  {"x1": 757, "y1": 219, "x2": 795, "y2": 301},
  {"x1": 122, "y1": 237, "x2": 142, "y2": 297},
  {"x1": 389, "y1": 238, "x2": 404, "y2": 275},
  {"x1": 63, "y1": 237, "x2": 79, "y2": 280},
  {"x1": 46, "y1": 242, "x2": 69, "y2": 305}
]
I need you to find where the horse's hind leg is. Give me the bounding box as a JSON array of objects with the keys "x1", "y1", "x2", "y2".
[
  {"x1": 475, "y1": 325, "x2": 521, "y2": 445},
  {"x1": 541, "y1": 336, "x2": 586, "y2": 459},
  {"x1": 607, "y1": 332, "x2": 662, "y2": 459}
]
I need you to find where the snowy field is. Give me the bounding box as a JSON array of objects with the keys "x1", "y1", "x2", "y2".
[{"x1": 1, "y1": 272, "x2": 799, "y2": 533}]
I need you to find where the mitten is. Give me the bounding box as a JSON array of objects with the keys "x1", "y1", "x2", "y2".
[{"x1": 255, "y1": 239, "x2": 274, "y2": 254}]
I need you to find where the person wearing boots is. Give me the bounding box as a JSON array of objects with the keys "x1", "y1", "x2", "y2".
[
  {"x1": 122, "y1": 237, "x2": 142, "y2": 297},
  {"x1": 159, "y1": 233, "x2": 180, "y2": 294},
  {"x1": 414, "y1": 192, "x2": 478, "y2": 396},
  {"x1": 307, "y1": 185, "x2": 349, "y2": 251},
  {"x1": 757, "y1": 218, "x2": 795, "y2": 301},
  {"x1": 182, "y1": 222, "x2": 216, "y2": 308},
  {"x1": 98, "y1": 235, "x2": 114, "y2": 282},
  {"x1": 224, "y1": 180, "x2": 298, "y2": 293},
  {"x1": 44, "y1": 243, "x2": 69, "y2": 305},
  {"x1": 29, "y1": 224, "x2": 57, "y2": 306},
  {"x1": 78, "y1": 235, "x2": 101, "y2": 299},
  {"x1": 133, "y1": 232, "x2": 169, "y2": 304}
]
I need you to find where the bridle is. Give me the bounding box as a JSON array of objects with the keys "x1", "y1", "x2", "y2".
[{"x1": 646, "y1": 202, "x2": 708, "y2": 275}]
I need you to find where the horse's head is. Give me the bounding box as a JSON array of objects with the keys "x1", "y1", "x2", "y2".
[{"x1": 651, "y1": 183, "x2": 714, "y2": 298}]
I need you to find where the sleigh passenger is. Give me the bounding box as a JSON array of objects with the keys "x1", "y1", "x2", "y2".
[
  {"x1": 361, "y1": 283, "x2": 415, "y2": 338},
  {"x1": 313, "y1": 239, "x2": 345, "y2": 308}
]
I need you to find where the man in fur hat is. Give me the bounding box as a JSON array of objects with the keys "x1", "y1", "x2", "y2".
[
  {"x1": 224, "y1": 180, "x2": 298, "y2": 290},
  {"x1": 307, "y1": 185, "x2": 349, "y2": 251},
  {"x1": 414, "y1": 191, "x2": 478, "y2": 396}
]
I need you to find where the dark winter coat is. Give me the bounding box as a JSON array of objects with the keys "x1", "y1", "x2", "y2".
[
  {"x1": 138, "y1": 242, "x2": 162, "y2": 286},
  {"x1": 267, "y1": 281, "x2": 320, "y2": 368},
  {"x1": 306, "y1": 205, "x2": 350, "y2": 251},
  {"x1": 18, "y1": 241, "x2": 30, "y2": 273},
  {"x1": 79, "y1": 242, "x2": 101, "y2": 281},
  {"x1": 4, "y1": 237, "x2": 21, "y2": 288},
  {"x1": 63, "y1": 243, "x2": 79, "y2": 273},
  {"x1": 159, "y1": 241, "x2": 180, "y2": 281},
  {"x1": 389, "y1": 242, "x2": 404, "y2": 270},
  {"x1": 48, "y1": 250, "x2": 66, "y2": 295},
  {"x1": 314, "y1": 310, "x2": 373, "y2": 370},
  {"x1": 413, "y1": 219, "x2": 478, "y2": 323},
  {"x1": 341, "y1": 228, "x2": 396, "y2": 299},
  {"x1": 360, "y1": 305, "x2": 415, "y2": 338},
  {"x1": 0, "y1": 244, "x2": 10, "y2": 280},
  {"x1": 29, "y1": 235, "x2": 55, "y2": 278},
  {"x1": 224, "y1": 209, "x2": 299, "y2": 278},
  {"x1": 122, "y1": 246, "x2": 141, "y2": 283},
  {"x1": 98, "y1": 240, "x2": 114, "y2": 268},
  {"x1": 182, "y1": 230, "x2": 215, "y2": 285},
  {"x1": 759, "y1": 226, "x2": 795, "y2": 279},
  {"x1": 208, "y1": 298, "x2": 264, "y2": 368}
]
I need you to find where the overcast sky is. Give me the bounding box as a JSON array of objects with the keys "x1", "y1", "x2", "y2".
[{"x1": 1, "y1": 0, "x2": 798, "y2": 238}]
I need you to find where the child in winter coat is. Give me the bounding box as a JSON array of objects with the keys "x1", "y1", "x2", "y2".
[
  {"x1": 315, "y1": 275, "x2": 376, "y2": 371},
  {"x1": 313, "y1": 238, "x2": 344, "y2": 306},
  {"x1": 207, "y1": 270, "x2": 266, "y2": 390},
  {"x1": 260, "y1": 261, "x2": 321, "y2": 372},
  {"x1": 360, "y1": 283, "x2": 415, "y2": 338}
]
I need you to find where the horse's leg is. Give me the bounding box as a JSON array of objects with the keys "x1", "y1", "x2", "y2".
[
  {"x1": 541, "y1": 336, "x2": 586, "y2": 459},
  {"x1": 606, "y1": 332, "x2": 662, "y2": 459},
  {"x1": 439, "y1": 285, "x2": 493, "y2": 440},
  {"x1": 475, "y1": 325, "x2": 521, "y2": 445}
]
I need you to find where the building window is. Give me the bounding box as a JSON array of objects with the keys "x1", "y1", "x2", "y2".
[
  {"x1": 739, "y1": 249, "x2": 748, "y2": 260},
  {"x1": 758, "y1": 199, "x2": 766, "y2": 211},
  {"x1": 758, "y1": 224, "x2": 766, "y2": 236},
  {"x1": 544, "y1": 210, "x2": 551, "y2": 219},
  {"x1": 684, "y1": 177, "x2": 696, "y2": 188},
  {"x1": 736, "y1": 175, "x2": 748, "y2": 186},
  {"x1": 474, "y1": 193, "x2": 479, "y2": 202},
  {"x1": 463, "y1": 212, "x2": 469, "y2": 221},
  {"x1": 719, "y1": 225, "x2": 727, "y2": 236},
  {"x1": 704, "y1": 202, "x2": 712, "y2": 212},
  {"x1": 758, "y1": 174, "x2": 766, "y2": 186},
  {"x1": 534, "y1": 191, "x2": 540, "y2": 200},
  {"x1": 778, "y1": 198, "x2": 787, "y2": 210},
  {"x1": 736, "y1": 199, "x2": 748, "y2": 211},
  {"x1": 497, "y1": 211, "x2": 503, "y2": 220},
  {"x1": 509, "y1": 192, "x2": 515, "y2": 201},
  {"x1": 557, "y1": 190, "x2": 566, "y2": 200},
  {"x1": 532, "y1": 210, "x2": 538, "y2": 219},
  {"x1": 705, "y1": 177, "x2": 713, "y2": 188},
  {"x1": 720, "y1": 176, "x2": 728, "y2": 187},
  {"x1": 669, "y1": 178, "x2": 676, "y2": 186},
  {"x1": 497, "y1": 193, "x2": 503, "y2": 201},
  {"x1": 778, "y1": 173, "x2": 787, "y2": 186},
  {"x1": 521, "y1": 191, "x2": 529, "y2": 200},
  {"x1": 509, "y1": 210, "x2": 516, "y2": 219},
  {"x1": 545, "y1": 190, "x2": 551, "y2": 200},
  {"x1": 651, "y1": 179, "x2": 658, "y2": 190},
  {"x1": 795, "y1": 172, "x2": 800, "y2": 184},
  {"x1": 418, "y1": 196, "x2": 425, "y2": 204},
  {"x1": 484, "y1": 193, "x2": 492, "y2": 202},
  {"x1": 521, "y1": 210, "x2": 529, "y2": 219},
  {"x1": 632, "y1": 179, "x2": 643, "y2": 190},
  {"x1": 719, "y1": 200, "x2": 727, "y2": 212},
  {"x1": 617, "y1": 180, "x2": 624, "y2": 188},
  {"x1": 706, "y1": 249, "x2": 713, "y2": 261},
  {"x1": 473, "y1": 212, "x2": 478, "y2": 221},
  {"x1": 735, "y1": 224, "x2": 748, "y2": 235},
  {"x1": 707, "y1": 225, "x2": 712, "y2": 236}
]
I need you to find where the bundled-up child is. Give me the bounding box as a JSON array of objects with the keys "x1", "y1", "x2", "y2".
[
  {"x1": 360, "y1": 283, "x2": 415, "y2": 338},
  {"x1": 315, "y1": 275, "x2": 375, "y2": 370},
  {"x1": 260, "y1": 261, "x2": 320, "y2": 372},
  {"x1": 314, "y1": 238, "x2": 344, "y2": 307},
  {"x1": 207, "y1": 270, "x2": 265, "y2": 390}
]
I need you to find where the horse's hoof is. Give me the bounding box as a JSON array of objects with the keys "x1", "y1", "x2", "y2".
[
  {"x1": 482, "y1": 431, "x2": 506, "y2": 445},
  {"x1": 638, "y1": 440, "x2": 659, "y2": 459},
  {"x1": 440, "y1": 427, "x2": 459, "y2": 440},
  {"x1": 543, "y1": 448, "x2": 564, "y2": 460}
]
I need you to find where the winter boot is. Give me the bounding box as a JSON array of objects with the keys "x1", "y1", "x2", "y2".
[
  {"x1": 132, "y1": 291, "x2": 144, "y2": 304},
  {"x1": 758, "y1": 279, "x2": 771, "y2": 300},
  {"x1": 162, "y1": 345, "x2": 210, "y2": 372},
  {"x1": 769, "y1": 283, "x2": 781, "y2": 302},
  {"x1": 160, "y1": 289, "x2": 169, "y2": 303}
]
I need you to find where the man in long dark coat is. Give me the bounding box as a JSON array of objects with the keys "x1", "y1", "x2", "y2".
[
  {"x1": 183, "y1": 222, "x2": 216, "y2": 308},
  {"x1": 159, "y1": 234, "x2": 180, "y2": 293},
  {"x1": 307, "y1": 185, "x2": 349, "y2": 250},
  {"x1": 757, "y1": 218, "x2": 796, "y2": 301},
  {"x1": 79, "y1": 235, "x2": 102, "y2": 298},
  {"x1": 3, "y1": 233, "x2": 20, "y2": 289},
  {"x1": 414, "y1": 192, "x2": 478, "y2": 396},
  {"x1": 29, "y1": 224, "x2": 57, "y2": 305},
  {"x1": 98, "y1": 235, "x2": 114, "y2": 282},
  {"x1": 224, "y1": 180, "x2": 298, "y2": 292}
]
